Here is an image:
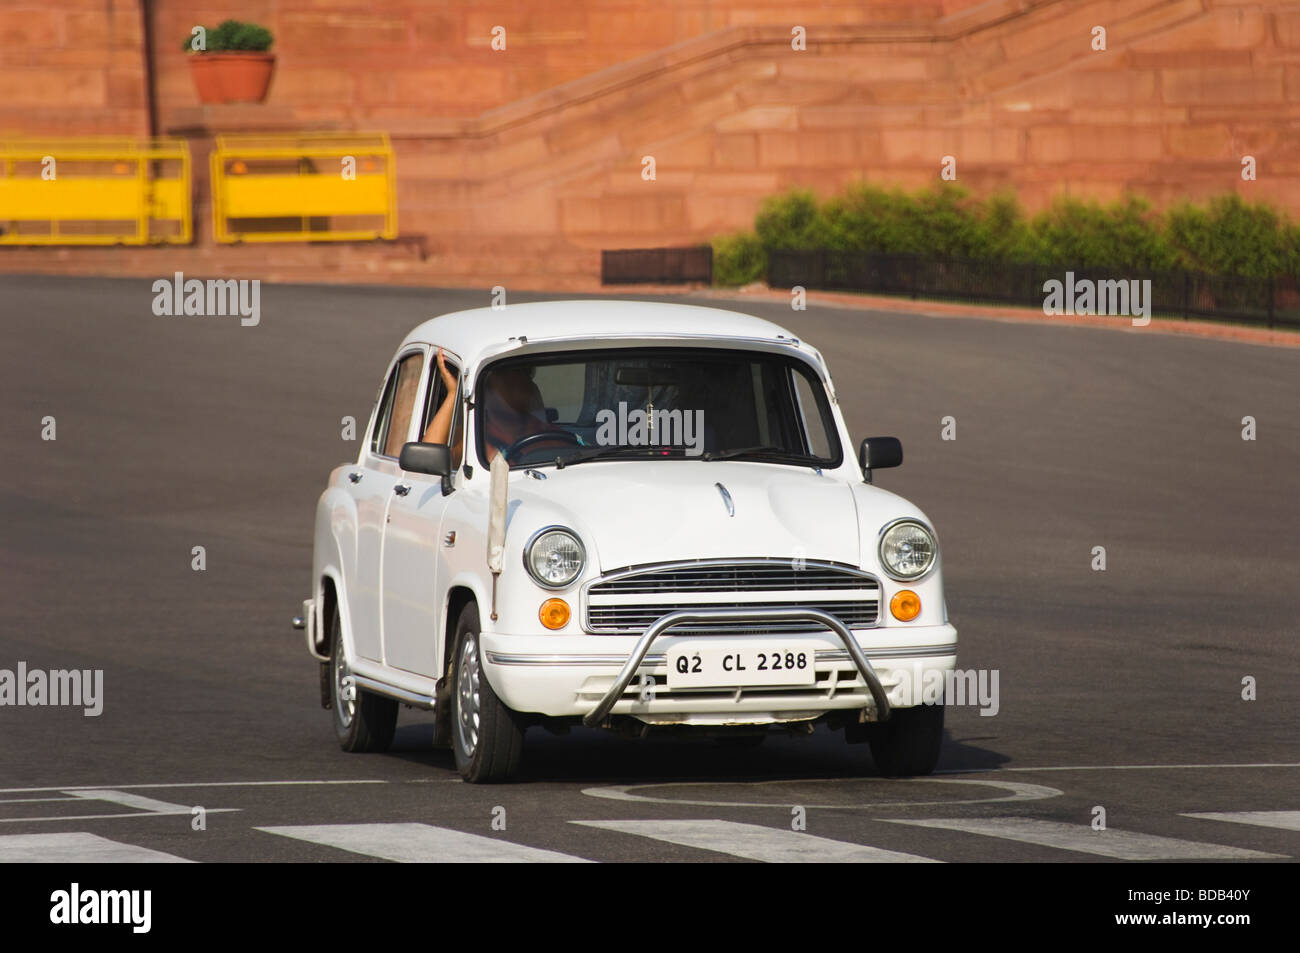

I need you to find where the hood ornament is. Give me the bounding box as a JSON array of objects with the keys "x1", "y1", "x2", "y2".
[{"x1": 714, "y1": 482, "x2": 735, "y2": 517}]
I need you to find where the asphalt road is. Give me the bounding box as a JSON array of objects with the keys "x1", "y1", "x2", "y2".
[{"x1": 0, "y1": 274, "x2": 1296, "y2": 864}]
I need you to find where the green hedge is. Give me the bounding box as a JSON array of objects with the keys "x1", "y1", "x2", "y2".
[
  {"x1": 713, "y1": 183, "x2": 1300, "y2": 285},
  {"x1": 711, "y1": 233, "x2": 767, "y2": 286}
]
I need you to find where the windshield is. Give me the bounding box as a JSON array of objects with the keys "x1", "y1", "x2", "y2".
[{"x1": 474, "y1": 347, "x2": 842, "y2": 469}]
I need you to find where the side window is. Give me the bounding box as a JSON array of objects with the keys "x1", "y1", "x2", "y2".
[
  {"x1": 419, "y1": 351, "x2": 464, "y2": 468},
  {"x1": 792, "y1": 368, "x2": 832, "y2": 458},
  {"x1": 369, "y1": 364, "x2": 401, "y2": 455},
  {"x1": 373, "y1": 351, "x2": 426, "y2": 458}
]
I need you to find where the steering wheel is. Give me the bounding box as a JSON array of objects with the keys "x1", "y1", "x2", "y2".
[{"x1": 502, "y1": 430, "x2": 581, "y2": 464}]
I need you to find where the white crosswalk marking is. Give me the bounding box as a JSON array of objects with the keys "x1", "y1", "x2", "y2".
[
  {"x1": 886, "y1": 817, "x2": 1283, "y2": 860},
  {"x1": 0, "y1": 812, "x2": 1281, "y2": 863},
  {"x1": 572, "y1": 819, "x2": 939, "y2": 862},
  {"x1": 0, "y1": 832, "x2": 192, "y2": 863},
  {"x1": 1182, "y1": 811, "x2": 1300, "y2": 832},
  {"x1": 257, "y1": 823, "x2": 591, "y2": 863}
]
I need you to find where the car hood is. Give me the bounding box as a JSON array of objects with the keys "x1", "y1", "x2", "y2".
[{"x1": 506, "y1": 461, "x2": 869, "y2": 570}]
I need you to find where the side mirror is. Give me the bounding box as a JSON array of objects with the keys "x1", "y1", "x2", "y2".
[
  {"x1": 399, "y1": 442, "x2": 451, "y2": 477},
  {"x1": 858, "y1": 436, "x2": 902, "y2": 483}
]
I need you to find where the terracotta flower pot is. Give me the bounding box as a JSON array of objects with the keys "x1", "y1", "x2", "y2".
[{"x1": 189, "y1": 52, "x2": 275, "y2": 105}]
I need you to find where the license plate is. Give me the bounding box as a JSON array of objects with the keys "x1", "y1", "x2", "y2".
[{"x1": 666, "y1": 641, "x2": 818, "y2": 688}]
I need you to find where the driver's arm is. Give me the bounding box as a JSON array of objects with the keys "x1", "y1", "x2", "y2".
[{"x1": 421, "y1": 348, "x2": 458, "y2": 444}]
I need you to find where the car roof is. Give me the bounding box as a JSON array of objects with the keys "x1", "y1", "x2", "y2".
[{"x1": 399, "y1": 299, "x2": 802, "y2": 368}]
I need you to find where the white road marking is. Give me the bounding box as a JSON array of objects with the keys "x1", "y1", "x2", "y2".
[
  {"x1": 0, "y1": 779, "x2": 392, "y2": 795},
  {"x1": 257, "y1": 823, "x2": 591, "y2": 863},
  {"x1": 1, "y1": 811, "x2": 227, "y2": 824},
  {"x1": 0, "y1": 764, "x2": 1294, "y2": 796},
  {"x1": 0, "y1": 797, "x2": 82, "y2": 804},
  {"x1": 1182, "y1": 811, "x2": 1300, "y2": 832},
  {"x1": 581, "y1": 776, "x2": 1062, "y2": 809},
  {"x1": 0, "y1": 832, "x2": 192, "y2": 863},
  {"x1": 886, "y1": 817, "x2": 1284, "y2": 860},
  {"x1": 0, "y1": 764, "x2": 1289, "y2": 800},
  {"x1": 573, "y1": 819, "x2": 938, "y2": 862},
  {"x1": 68, "y1": 789, "x2": 200, "y2": 814},
  {"x1": 0, "y1": 789, "x2": 239, "y2": 825}
]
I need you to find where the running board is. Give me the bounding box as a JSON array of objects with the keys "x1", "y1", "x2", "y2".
[{"x1": 352, "y1": 674, "x2": 438, "y2": 710}]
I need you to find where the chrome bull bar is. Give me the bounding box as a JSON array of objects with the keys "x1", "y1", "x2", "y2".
[{"x1": 581, "y1": 607, "x2": 892, "y2": 728}]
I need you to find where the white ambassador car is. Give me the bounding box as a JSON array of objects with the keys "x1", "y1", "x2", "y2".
[{"x1": 296, "y1": 301, "x2": 957, "y2": 782}]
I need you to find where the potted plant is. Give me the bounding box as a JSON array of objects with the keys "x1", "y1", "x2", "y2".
[{"x1": 183, "y1": 20, "x2": 275, "y2": 105}]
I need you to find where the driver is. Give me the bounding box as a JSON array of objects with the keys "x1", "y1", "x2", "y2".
[
  {"x1": 424, "y1": 357, "x2": 569, "y2": 464},
  {"x1": 481, "y1": 363, "x2": 556, "y2": 463}
]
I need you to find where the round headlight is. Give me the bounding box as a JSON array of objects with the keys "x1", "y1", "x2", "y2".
[
  {"x1": 879, "y1": 520, "x2": 937, "y2": 580},
  {"x1": 524, "y1": 527, "x2": 585, "y2": 588}
]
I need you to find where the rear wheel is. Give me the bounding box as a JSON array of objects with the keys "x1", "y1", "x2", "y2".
[
  {"x1": 451, "y1": 602, "x2": 525, "y2": 783},
  {"x1": 329, "y1": 609, "x2": 397, "y2": 753},
  {"x1": 867, "y1": 704, "x2": 944, "y2": 777}
]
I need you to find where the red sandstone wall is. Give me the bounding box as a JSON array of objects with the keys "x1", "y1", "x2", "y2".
[
  {"x1": 377, "y1": 0, "x2": 1300, "y2": 280},
  {"x1": 0, "y1": 0, "x2": 148, "y2": 137},
  {"x1": 148, "y1": 0, "x2": 946, "y2": 126},
  {"x1": 0, "y1": 0, "x2": 949, "y2": 138},
  {"x1": 2, "y1": 0, "x2": 1298, "y2": 289}
]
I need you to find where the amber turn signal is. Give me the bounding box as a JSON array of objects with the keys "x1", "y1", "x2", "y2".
[
  {"x1": 539, "y1": 598, "x2": 570, "y2": 630},
  {"x1": 889, "y1": 589, "x2": 921, "y2": 622}
]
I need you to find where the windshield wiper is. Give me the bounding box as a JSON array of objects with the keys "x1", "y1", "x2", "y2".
[
  {"x1": 552, "y1": 445, "x2": 684, "y2": 469},
  {"x1": 539, "y1": 444, "x2": 820, "y2": 468},
  {"x1": 700, "y1": 446, "x2": 821, "y2": 464}
]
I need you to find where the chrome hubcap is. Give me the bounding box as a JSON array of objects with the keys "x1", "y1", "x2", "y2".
[
  {"x1": 333, "y1": 646, "x2": 355, "y2": 729},
  {"x1": 456, "y1": 635, "x2": 481, "y2": 757}
]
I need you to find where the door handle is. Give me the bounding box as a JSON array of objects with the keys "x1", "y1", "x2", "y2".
[
  {"x1": 348, "y1": 472, "x2": 363, "y2": 484},
  {"x1": 393, "y1": 483, "x2": 411, "y2": 496}
]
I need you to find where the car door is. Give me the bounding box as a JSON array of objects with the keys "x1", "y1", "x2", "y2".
[
  {"x1": 347, "y1": 347, "x2": 427, "y2": 662},
  {"x1": 380, "y1": 348, "x2": 463, "y2": 677}
]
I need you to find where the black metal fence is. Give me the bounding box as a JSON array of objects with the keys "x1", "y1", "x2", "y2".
[
  {"x1": 602, "y1": 246, "x2": 712, "y2": 285},
  {"x1": 767, "y1": 250, "x2": 1300, "y2": 328}
]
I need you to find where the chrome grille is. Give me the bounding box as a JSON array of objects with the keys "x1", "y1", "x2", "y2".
[
  {"x1": 583, "y1": 560, "x2": 879, "y2": 635},
  {"x1": 592, "y1": 564, "x2": 873, "y2": 593}
]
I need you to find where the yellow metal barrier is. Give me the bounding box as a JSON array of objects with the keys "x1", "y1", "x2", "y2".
[
  {"x1": 210, "y1": 133, "x2": 397, "y2": 243},
  {"x1": 0, "y1": 139, "x2": 191, "y2": 245}
]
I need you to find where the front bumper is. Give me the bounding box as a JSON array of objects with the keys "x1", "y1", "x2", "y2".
[{"x1": 481, "y1": 613, "x2": 957, "y2": 727}]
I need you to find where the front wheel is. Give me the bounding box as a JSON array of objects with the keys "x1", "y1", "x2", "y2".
[
  {"x1": 867, "y1": 704, "x2": 944, "y2": 777},
  {"x1": 451, "y1": 602, "x2": 525, "y2": 783},
  {"x1": 329, "y1": 609, "x2": 397, "y2": 753}
]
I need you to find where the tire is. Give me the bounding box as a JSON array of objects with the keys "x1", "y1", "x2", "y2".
[
  {"x1": 451, "y1": 601, "x2": 525, "y2": 783},
  {"x1": 867, "y1": 703, "x2": 944, "y2": 777},
  {"x1": 328, "y1": 608, "x2": 397, "y2": 753}
]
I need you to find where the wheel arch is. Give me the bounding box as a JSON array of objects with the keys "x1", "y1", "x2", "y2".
[
  {"x1": 316, "y1": 568, "x2": 354, "y2": 662},
  {"x1": 313, "y1": 476, "x2": 358, "y2": 661},
  {"x1": 443, "y1": 584, "x2": 480, "y2": 678}
]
